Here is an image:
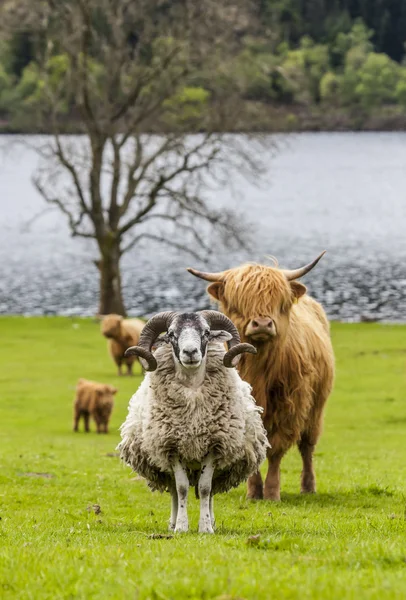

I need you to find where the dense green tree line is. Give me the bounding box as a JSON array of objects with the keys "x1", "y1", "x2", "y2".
[
  {"x1": 260, "y1": 0, "x2": 406, "y2": 61},
  {"x1": 1, "y1": 1, "x2": 406, "y2": 131}
]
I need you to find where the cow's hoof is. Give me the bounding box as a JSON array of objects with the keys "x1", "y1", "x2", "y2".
[
  {"x1": 264, "y1": 489, "x2": 281, "y2": 501},
  {"x1": 247, "y1": 485, "x2": 264, "y2": 500}
]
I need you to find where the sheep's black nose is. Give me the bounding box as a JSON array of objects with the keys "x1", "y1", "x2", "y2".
[{"x1": 183, "y1": 348, "x2": 198, "y2": 358}]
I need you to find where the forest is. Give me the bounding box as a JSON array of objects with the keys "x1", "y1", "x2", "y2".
[{"x1": 1, "y1": 0, "x2": 406, "y2": 131}]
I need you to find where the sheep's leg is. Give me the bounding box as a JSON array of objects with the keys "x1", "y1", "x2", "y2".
[
  {"x1": 172, "y1": 460, "x2": 189, "y2": 533},
  {"x1": 168, "y1": 483, "x2": 178, "y2": 531},
  {"x1": 209, "y1": 494, "x2": 215, "y2": 529},
  {"x1": 126, "y1": 360, "x2": 133, "y2": 376},
  {"x1": 198, "y1": 455, "x2": 215, "y2": 534}
]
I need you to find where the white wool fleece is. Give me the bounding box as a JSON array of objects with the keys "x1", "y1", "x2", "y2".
[{"x1": 118, "y1": 342, "x2": 269, "y2": 494}]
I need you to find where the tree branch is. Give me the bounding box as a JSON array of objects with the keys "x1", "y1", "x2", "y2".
[
  {"x1": 121, "y1": 232, "x2": 206, "y2": 261},
  {"x1": 33, "y1": 176, "x2": 95, "y2": 239}
]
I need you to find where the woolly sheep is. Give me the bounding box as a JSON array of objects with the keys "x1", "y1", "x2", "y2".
[
  {"x1": 118, "y1": 311, "x2": 269, "y2": 534},
  {"x1": 73, "y1": 378, "x2": 117, "y2": 433},
  {"x1": 101, "y1": 314, "x2": 145, "y2": 376}
]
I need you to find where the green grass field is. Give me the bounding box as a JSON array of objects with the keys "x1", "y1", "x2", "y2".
[{"x1": 0, "y1": 317, "x2": 405, "y2": 599}]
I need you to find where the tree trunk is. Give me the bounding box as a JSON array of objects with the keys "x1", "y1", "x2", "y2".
[{"x1": 96, "y1": 243, "x2": 126, "y2": 316}]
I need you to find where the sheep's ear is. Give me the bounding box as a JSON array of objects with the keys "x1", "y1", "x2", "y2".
[
  {"x1": 209, "y1": 330, "x2": 232, "y2": 343},
  {"x1": 207, "y1": 282, "x2": 224, "y2": 301},
  {"x1": 152, "y1": 333, "x2": 169, "y2": 349},
  {"x1": 106, "y1": 385, "x2": 117, "y2": 395},
  {"x1": 290, "y1": 281, "x2": 307, "y2": 300}
]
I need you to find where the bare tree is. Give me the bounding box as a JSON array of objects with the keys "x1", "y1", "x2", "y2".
[{"x1": 4, "y1": 0, "x2": 271, "y2": 315}]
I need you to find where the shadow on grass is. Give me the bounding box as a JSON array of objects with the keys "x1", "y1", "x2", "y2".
[{"x1": 280, "y1": 483, "x2": 396, "y2": 507}]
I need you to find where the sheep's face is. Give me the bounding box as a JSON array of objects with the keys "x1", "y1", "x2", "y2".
[{"x1": 165, "y1": 313, "x2": 232, "y2": 371}]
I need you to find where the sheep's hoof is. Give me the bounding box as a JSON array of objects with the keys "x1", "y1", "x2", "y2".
[
  {"x1": 199, "y1": 517, "x2": 214, "y2": 534},
  {"x1": 174, "y1": 526, "x2": 188, "y2": 533},
  {"x1": 198, "y1": 524, "x2": 214, "y2": 534},
  {"x1": 174, "y1": 520, "x2": 188, "y2": 533}
]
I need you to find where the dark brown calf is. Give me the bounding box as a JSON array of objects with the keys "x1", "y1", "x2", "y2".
[{"x1": 73, "y1": 379, "x2": 117, "y2": 434}]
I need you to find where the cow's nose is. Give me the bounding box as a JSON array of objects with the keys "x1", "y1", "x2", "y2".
[{"x1": 251, "y1": 317, "x2": 273, "y2": 329}]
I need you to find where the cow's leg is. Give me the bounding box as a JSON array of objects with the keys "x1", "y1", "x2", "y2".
[
  {"x1": 126, "y1": 358, "x2": 133, "y2": 376},
  {"x1": 247, "y1": 470, "x2": 263, "y2": 500},
  {"x1": 198, "y1": 455, "x2": 215, "y2": 534},
  {"x1": 298, "y1": 434, "x2": 316, "y2": 493},
  {"x1": 83, "y1": 411, "x2": 90, "y2": 433},
  {"x1": 209, "y1": 494, "x2": 215, "y2": 529},
  {"x1": 116, "y1": 358, "x2": 123, "y2": 376},
  {"x1": 172, "y1": 459, "x2": 189, "y2": 533},
  {"x1": 264, "y1": 450, "x2": 285, "y2": 501},
  {"x1": 93, "y1": 413, "x2": 102, "y2": 434},
  {"x1": 168, "y1": 482, "x2": 178, "y2": 531},
  {"x1": 73, "y1": 406, "x2": 80, "y2": 432}
]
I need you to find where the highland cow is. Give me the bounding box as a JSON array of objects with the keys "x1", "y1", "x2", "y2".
[
  {"x1": 73, "y1": 378, "x2": 117, "y2": 434},
  {"x1": 101, "y1": 314, "x2": 144, "y2": 376},
  {"x1": 188, "y1": 252, "x2": 335, "y2": 501}
]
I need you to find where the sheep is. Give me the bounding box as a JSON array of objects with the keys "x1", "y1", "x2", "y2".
[
  {"x1": 101, "y1": 314, "x2": 145, "y2": 376},
  {"x1": 118, "y1": 310, "x2": 269, "y2": 534},
  {"x1": 73, "y1": 378, "x2": 117, "y2": 433}
]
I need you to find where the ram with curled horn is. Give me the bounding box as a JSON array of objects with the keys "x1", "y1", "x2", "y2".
[
  {"x1": 118, "y1": 310, "x2": 268, "y2": 533},
  {"x1": 187, "y1": 251, "x2": 335, "y2": 501}
]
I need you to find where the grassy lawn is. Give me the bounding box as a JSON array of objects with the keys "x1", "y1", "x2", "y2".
[{"x1": 0, "y1": 317, "x2": 405, "y2": 599}]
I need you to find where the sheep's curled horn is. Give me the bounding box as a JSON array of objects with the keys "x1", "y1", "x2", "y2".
[
  {"x1": 198, "y1": 310, "x2": 257, "y2": 367},
  {"x1": 124, "y1": 311, "x2": 177, "y2": 372},
  {"x1": 124, "y1": 310, "x2": 257, "y2": 371}
]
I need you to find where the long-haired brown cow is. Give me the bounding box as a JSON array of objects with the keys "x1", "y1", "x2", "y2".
[
  {"x1": 101, "y1": 314, "x2": 145, "y2": 376},
  {"x1": 187, "y1": 252, "x2": 334, "y2": 501}
]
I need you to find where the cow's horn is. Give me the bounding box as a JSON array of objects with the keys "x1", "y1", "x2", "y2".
[
  {"x1": 187, "y1": 268, "x2": 225, "y2": 282},
  {"x1": 282, "y1": 251, "x2": 326, "y2": 281}
]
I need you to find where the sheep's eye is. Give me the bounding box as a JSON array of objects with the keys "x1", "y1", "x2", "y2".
[{"x1": 204, "y1": 329, "x2": 210, "y2": 337}]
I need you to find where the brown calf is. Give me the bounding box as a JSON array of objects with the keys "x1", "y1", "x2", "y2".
[{"x1": 73, "y1": 379, "x2": 117, "y2": 434}]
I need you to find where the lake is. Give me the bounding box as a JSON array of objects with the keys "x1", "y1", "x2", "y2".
[{"x1": 1, "y1": 132, "x2": 405, "y2": 321}]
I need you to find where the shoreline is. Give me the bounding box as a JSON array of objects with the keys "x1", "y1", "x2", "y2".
[{"x1": 2, "y1": 106, "x2": 406, "y2": 135}]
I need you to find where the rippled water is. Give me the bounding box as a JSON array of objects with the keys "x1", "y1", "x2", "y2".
[{"x1": 1, "y1": 132, "x2": 406, "y2": 321}]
